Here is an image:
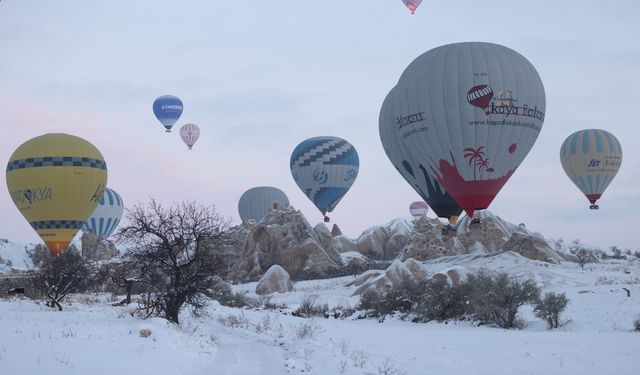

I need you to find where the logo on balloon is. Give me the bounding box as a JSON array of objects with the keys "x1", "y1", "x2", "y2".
[
  {"x1": 313, "y1": 169, "x2": 328, "y2": 184},
  {"x1": 161, "y1": 104, "x2": 182, "y2": 111},
  {"x1": 344, "y1": 169, "x2": 357, "y2": 182},
  {"x1": 467, "y1": 85, "x2": 544, "y2": 121},
  {"x1": 467, "y1": 85, "x2": 494, "y2": 114},
  {"x1": 10, "y1": 187, "x2": 53, "y2": 205},
  {"x1": 588, "y1": 159, "x2": 601, "y2": 167},
  {"x1": 25, "y1": 189, "x2": 33, "y2": 204}
]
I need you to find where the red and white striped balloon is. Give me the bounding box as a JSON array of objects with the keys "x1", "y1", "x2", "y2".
[
  {"x1": 179, "y1": 123, "x2": 200, "y2": 150},
  {"x1": 409, "y1": 201, "x2": 429, "y2": 217}
]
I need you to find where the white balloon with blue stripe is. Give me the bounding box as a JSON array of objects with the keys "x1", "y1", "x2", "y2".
[
  {"x1": 81, "y1": 187, "x2": 124, "y2": 238},
  {"x1": 290, "y1": 136, "x2": 359, "y2": 222},
  {"x1": 560, "y1": 129, "x2": 622, "y2": 209}
]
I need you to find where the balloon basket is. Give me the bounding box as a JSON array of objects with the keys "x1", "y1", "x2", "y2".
[
  {"x1": 165, "y1": 129, "x2": 171, "y2": 133},
  {"x1": 323, "y1": 216, "x2": 330, "y2": 223},
  {"x1": 589, "y1": 204, "x2": 599, "y2": 210}
]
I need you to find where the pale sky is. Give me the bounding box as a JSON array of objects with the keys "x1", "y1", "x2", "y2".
[{"x1": 1, "y1": 1, "x2": 638, "y2": 250}]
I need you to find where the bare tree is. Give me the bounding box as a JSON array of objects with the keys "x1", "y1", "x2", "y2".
[
  {"x1": 116, "y1": 199, "x2": 229, "y2": 324},
  {"x1": 571, "y1": 247, "x2": 597, "y2": 270},
  {"x1": 30, "y1": 248, "x2": 92, "y2": 311},
  {"x1": 95, "y1": 261, "x2": 138, "y2": 305}
]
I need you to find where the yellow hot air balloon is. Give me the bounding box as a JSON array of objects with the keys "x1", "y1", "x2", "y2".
[{"x1": 6, "y1": 134, "x2": 108, "y2": 256}]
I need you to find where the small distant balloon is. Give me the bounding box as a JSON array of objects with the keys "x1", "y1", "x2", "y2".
[
  {"x1": 179, "y1": 123, "x2": 200, "y2": 150},
  {"x1": 560, "y1": 129, "x2": 622, "y2": 209},
  {"x1": 409, "y1": 201, "x2": 429, "y2": 217},
  {"x1": 152, "y1": 95, "x2": 183, "y2": 132},
  {"x1": 401, "y1": 0, "x2": 423, "y2": 14}
]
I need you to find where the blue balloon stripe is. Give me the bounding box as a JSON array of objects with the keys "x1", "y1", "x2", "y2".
[
  {"x1": 582, "y1": 130, "x2": 590, "y2": 154},
  {"x1": 311, "y1": 187, "x2": 349, "y2": 214},
  {"x1": 569, "y1": 132, "x2": 578, "y2": 155},
  {"x1": 594, "y1": 129, "x2": 603, "y2": 153}
]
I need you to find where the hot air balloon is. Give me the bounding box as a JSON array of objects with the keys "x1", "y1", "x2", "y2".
[
  {"x1": 81, "y1": 187, "x2": 124, "y2": 239},
  {"x1": 379, "y1": 86, "x2": 463, "y2": 226},
  {"x1": 153, "y1": 95, "x2": 183, "y2": 132},
  {"x1": 179, "y1": 123, "x2": 200, "y2": 150},
  {"x1": 238, "y1": 186, "x2": 289, "y2": 223},
  {"x1": 409, "y1": 201, "x2": 429, "y2": 217},
  {"x1": 290, "y1": 136, "x2": 359, "y2": 222},
  {"x1": 6, "y1": 134, "x2": 108, "y2": 256},
  {"x1": 402, "y1": 0, "x2": 422, "y2": 14},
  {"x1": 560, "y1": 129, "x2": 622, "y2": 209},
  {"x1": 393, "y1": 42, "x2": 546, "y2": 222}
]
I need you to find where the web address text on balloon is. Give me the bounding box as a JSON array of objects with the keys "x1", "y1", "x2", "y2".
[
  {"x1": 402, "y1": 127, "x2": 428, "y2": 139},
  {"x1": 468, "y1": 119, "x2": 540, "y2": 132}
]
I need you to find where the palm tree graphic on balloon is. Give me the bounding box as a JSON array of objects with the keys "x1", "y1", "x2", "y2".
[{"x1": 464, "y1": 146, "x2": 495, "y2": 180}]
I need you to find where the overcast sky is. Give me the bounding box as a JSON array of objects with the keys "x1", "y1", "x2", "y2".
[{"x1": 1, "y1": 0, "x2": 638, "y2": 250}]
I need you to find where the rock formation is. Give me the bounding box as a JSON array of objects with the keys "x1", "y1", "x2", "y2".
[
  {"x1": 81, "y1": 232, "x2": 119, "y2": 261},
  {"x1": 255, "y1": 264, "x2": 293, "y2": 295},
  {"x1": 232, "y1": 206, "x2": 343, "y2": 281}
]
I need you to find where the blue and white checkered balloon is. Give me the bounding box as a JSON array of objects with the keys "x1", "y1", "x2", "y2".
[{"x1": 290, "y1": 136, "x2": 359, "y2": 221}]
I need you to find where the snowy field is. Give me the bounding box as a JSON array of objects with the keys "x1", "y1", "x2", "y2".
[{"x1": 1, "y1": 253, "x2": 639, "y2": 375}]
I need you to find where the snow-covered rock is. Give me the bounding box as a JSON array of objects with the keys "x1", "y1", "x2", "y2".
[
  {"x1": 400, "y1": 216, "x2": 453, "y2": 261},
  {"x1": 456, "y1": 210, "x2": 521, "y2": 251},
  {"x1": 255, "y1": 264, "x2": 293, "y2": 295},
  {"x1": 81, "y1": 232, "x2": 119, "y2": 261},
  {"x1": 344, "y1": 218, "x2": 412, "y2": 260},
  {"x1": 431, "y1": 266, "x2": 471, "y2": 287},
  {"x1": 500, "y1": 231, "x2": 563, "y2": 264},
  {"x1": 404, "y1": 258, "x2": 428, "y2": 281},
  {"x1": 232, "y1": 206, "x2": 343, "y2": 281}
]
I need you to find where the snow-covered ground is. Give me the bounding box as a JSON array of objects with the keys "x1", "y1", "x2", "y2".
[{"x1": 1, "y1": 253, "x2": 639, "y2": 375}]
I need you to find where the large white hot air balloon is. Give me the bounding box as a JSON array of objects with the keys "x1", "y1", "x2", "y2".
[
  {"x1": 81, "y1": 187, "x2": 124, "y2": 239},
  {"x1": 393, "y1": 42, "x2": 546, "y2": 221},
  {"x1": 238, "y1": 186, "x2": 289, "y2": 223},
  {"x1": 379, "y1": 86, "x2": 462, "y2": 225},
  {"x1": 560, "y1": 129, "x2": 622, "y2": 209}
]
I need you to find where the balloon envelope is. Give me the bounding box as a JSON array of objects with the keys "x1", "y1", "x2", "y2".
[
  {"x1": 238, "y1": 186, "x2": 289, "y2": 223},
  {"x1": 401, "y1": 0, "x2": 422, "y2": 14},
  {"x1": 6, "y1": 133, "x2": 108, "y2": 255},
  {"x1": 153, "y1": 95, "x2": 183, "y2": 132},
  {"x1": 81, "y1": 187, "x2": 124, "y2": 239},
  {"x1": 394, "y1": 42, "x2": 546, "y2": 218},
  {"x1": 409, "y1": 201, "x2": 429, "y2": 217},
  {"x1": 379, "y1": 86, "x2": 462, "y2": 224},
  {"x1": 180, "y1": 123, "x2": 200, "y2": 150},
  {"x1": 290, "y1": 136, "x2": 359, "y2": 220},
  {"x1": 560, "y1": 129, "x2": 622, "y2": 208}
]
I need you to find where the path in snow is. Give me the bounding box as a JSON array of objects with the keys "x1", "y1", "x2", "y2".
[{"x1": 199, "y1": 331, "x2": 287, "y2": 375}]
